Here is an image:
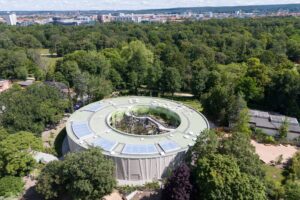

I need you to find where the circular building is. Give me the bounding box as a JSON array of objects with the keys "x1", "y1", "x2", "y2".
[{"x1": 66, "y1": 96, "x2": 209, "y2": 185}]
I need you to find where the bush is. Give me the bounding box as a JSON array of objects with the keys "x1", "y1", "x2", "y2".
[
  {"x1": 252, "y1": 128, "x2": 276, "y2": 144},
  {"x1": 144, "y1": 181, "x2": 160, "y2": 190},
  {"x1": 264, "y1": 135, "x2": 276, "y2": 144},
  {"x1": 0, "y1": 176, "x2": 24, "y2": 197},
  {"x1": 117, "y1": 181, "x2": 160, "y2": 196}
]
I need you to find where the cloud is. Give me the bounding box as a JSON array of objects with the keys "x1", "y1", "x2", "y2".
[{"x1": 0, "y1": 0, "x2": 299, "y2": 11}]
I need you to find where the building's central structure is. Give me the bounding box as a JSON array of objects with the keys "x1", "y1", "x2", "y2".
[{"x1": 66, "y1": 96, "x2": 209, "y2": 185}]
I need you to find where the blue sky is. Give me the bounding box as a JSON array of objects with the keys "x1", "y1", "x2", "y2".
[{"x1": 0, "y1": 0, "x2": 299, "y2": 11}]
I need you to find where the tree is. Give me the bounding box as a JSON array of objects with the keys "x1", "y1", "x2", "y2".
[
  {"x1": 285, "y1": 181, "x2": 300, "y2": 200},
  {"x1": 127, "y1": 71, "x2": 139, "y2": 94},
  {"x1": 162, "y1": 163, "x2": 192, "y2": 200},
  {"x1": 55, "y1": 60, "x2": 80, "y2": 87},
  {"x1": 286, "y1": 152, "x2": 300, "y2": 181},
  {"x1": 287, "y1": 40, "x2": 300, "y2": 63},
  {"x1": 237, "y1": 77, "x2": 263, "y2": 102},
  {"x1": 36, "y1": 161, "x2": 65, "y2": 200},
  {"x1": 202, "y1": 84, "x2": 236, "y2": 125},
  {"x1": 191, "y1": 60, "x2": 209, "y2": 98},
  {"x1": 265, "y1": 70, "x2": 300, "y2": 119},
  {"x1": 0, "y1": 83, "x2": 68, "y2": 133},
  {"x1": 161, "y1": 67, "x2": 182, "y2": 96},
  {"x1": 227, "y1": 94, "x2": 250, "y2": 134},
  {"x1": 122, "y1": 40, "x2": 154, "y2": 87},
  {"x1": 87, "y1": 76, "x2": 112, "y2": 102},
  {"x1": 220, "y1": 131, "x2": 265, "y2": 178},
  {"x1": 0, "y1": 131, "x2": 43, "y2": 176},
  {"x1": 0, "y1": 126, "x2": 8, "y2": 140},
  {"x1": 231, "y1": 108, "x2": 251, "y2": 135},
  {"x1": 194, "y1": 154, "x2": 266, "y2": 200},
  {"x1": 0, "y1": 176, "x2": 24, "y2": 198},
  {"x1": 279, "y1": 118, "x2": 288, "y2": 139},
  {"x1": 37, "y1": 148, "x2": 116, "y2": 200},
  {"x1": 186, "y1": 129, "x2": 219, "y2": 164},
  {"x1": 264, "y1": 179, "x2": 285, "y2": 200}
]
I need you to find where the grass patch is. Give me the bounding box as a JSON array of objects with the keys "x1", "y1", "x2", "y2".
[
  {"x1": 54, "y1": 128, "x2": 67, "y2": 157},
  {"x1": 37, "y1": 48, "x2": 62, "y2": 73},
  {"x1": 163, "y1": 96, "x2": 203, "y2": 112},
  {"x1": 263, "y1": 164, "x2": 284, "y2": 183}
]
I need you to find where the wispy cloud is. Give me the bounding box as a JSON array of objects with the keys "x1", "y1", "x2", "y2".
[{"x1": 0, "y1": 0, "x2": 299, "y2": 11}]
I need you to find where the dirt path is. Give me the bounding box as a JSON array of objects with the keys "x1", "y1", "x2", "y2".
[
  {"x1": 41, "y1": 117, "x2": 68, "y2": 148},
  {"x1": 251, "y1": 140, "x2": 299, "y2": 164}
]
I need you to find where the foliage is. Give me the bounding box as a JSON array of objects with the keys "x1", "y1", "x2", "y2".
[
  {"x1": 132, "y1": 106, "x2": 181, "y2": 127},
  {"x1": 286, "y1": 152, "x2": 300, "y2": 181},
  {"x1": 117, "y1": 181, "x2": 160, "y2": 196},
  {"x1": 143, "y1": 181, "x2": 160, "y2": 190},
  {"x1": 0, "y1": 131, "x2": 43, "y2": 176},
  {"x1": 161, "y1": 67, "x2": 182, "y2": 95},
  {"x1": 252, "y1": 128, "x2": 276, "y2": 144},
  {"x1": 0, "y1": 176, "x2": 24, "y2": 198},
  {"x1": 284, "y1": 181, "x2": 300, "y2": 200},
  {"x1": 194, "y1": 154, "x2": 266, "y2": 200},
  {"x1": 220, "y1": 131, "x2": 265, "y2": 178},
  {"x1": 0, "y1": 18, "x2": 298, "y2": 119},
  {"x1": 162, "y1": 163, "x2": 192, "y2": 200},
  {"x1": 36, "y1": 148, "x2": 116, "y2": 200},
  {"x1": 263, "y1": 165, "x2": 285, "y2": 200},
  {"x1": 278, "y1": 119, "x2": 289, "y2": 139},
  {"x1": 0, "y1": 83, "x2": 68, "y2": 133},
  {"x1": 36, "y1": 161, "x2": 65, "y2": 200},
  {"x1": 187, "y1": 129, "x2": 219, "y2": 163}
]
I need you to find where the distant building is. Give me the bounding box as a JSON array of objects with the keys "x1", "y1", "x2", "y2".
[
  {"x1": 0, "y1": 79, "x2": 11, "y2": 93},
  {"x1": 98, "y1": 14, "x2": 112, "y2": 23},
  {"x1": 3, "y1": 13, "x2": 17, "y2": 25},
  {"x1": 249, "y1": 109, "x2": 300, "y2": 140},
  {"x1": 52, "y1": 17, "x2": 79, "y2": 26}
]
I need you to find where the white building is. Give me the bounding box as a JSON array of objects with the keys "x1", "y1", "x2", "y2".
[
  {"x1": 3, "y1": 13, "x2": 17, "y2": 25},
  {"x1": 66, "y1": 96, "x2": 209, "y2": 185}
]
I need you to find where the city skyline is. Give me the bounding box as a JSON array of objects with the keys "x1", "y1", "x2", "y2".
[{"x1": 0, "y1": 0, "x2": 300, "y2": 11}]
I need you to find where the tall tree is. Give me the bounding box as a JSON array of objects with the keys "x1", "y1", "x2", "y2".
[
  {"x1": 37, "y1": 148, "x2": 116, "y2": 200},
  {"x1": 161, "y1": 67, "x2": 182, "y2": 96},
  {"x1": 194, "y1": 154, "x2": 266, "y2": 200}
]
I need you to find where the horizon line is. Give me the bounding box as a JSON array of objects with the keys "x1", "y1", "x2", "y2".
[{"x1": 0, "y1": 3, "x2": 299, "y2": 12}]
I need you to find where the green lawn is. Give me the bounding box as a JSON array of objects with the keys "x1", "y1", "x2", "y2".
[
  {"x1": 163, "y1": 96, "x2": 203, "y2": 112},
  {"x1": 263, "y1": 164, "x2": 284, "y2": 183},
  {"x1": 37, "y1": 48, "x2": 61, "y2": 73}
]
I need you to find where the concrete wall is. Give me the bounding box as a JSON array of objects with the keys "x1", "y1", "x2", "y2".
[
  {"x1": 112, "y1": 152, "x2": 184, "y2": 185},
  {"x1": 256, "y1": 128, "x2": 300, "y2": 141},
  {"x1": 67, "y1": 135, "x2": 185, "y2": 185},
  {"x1": 287, "y1": 132, "x2": 300, "y2": 140}
]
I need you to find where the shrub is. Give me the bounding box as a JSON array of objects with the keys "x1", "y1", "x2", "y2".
[{"x1": 0, "y1": 176, "x2": 24, "y2": 197}]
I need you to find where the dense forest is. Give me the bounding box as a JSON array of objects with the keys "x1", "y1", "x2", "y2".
[
  {"x1": 0, "y1": 16, "x2": 300, "y2": 199},
  {"x1": 0, "y1": 17, "x2": 299, "y2": 125}
]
